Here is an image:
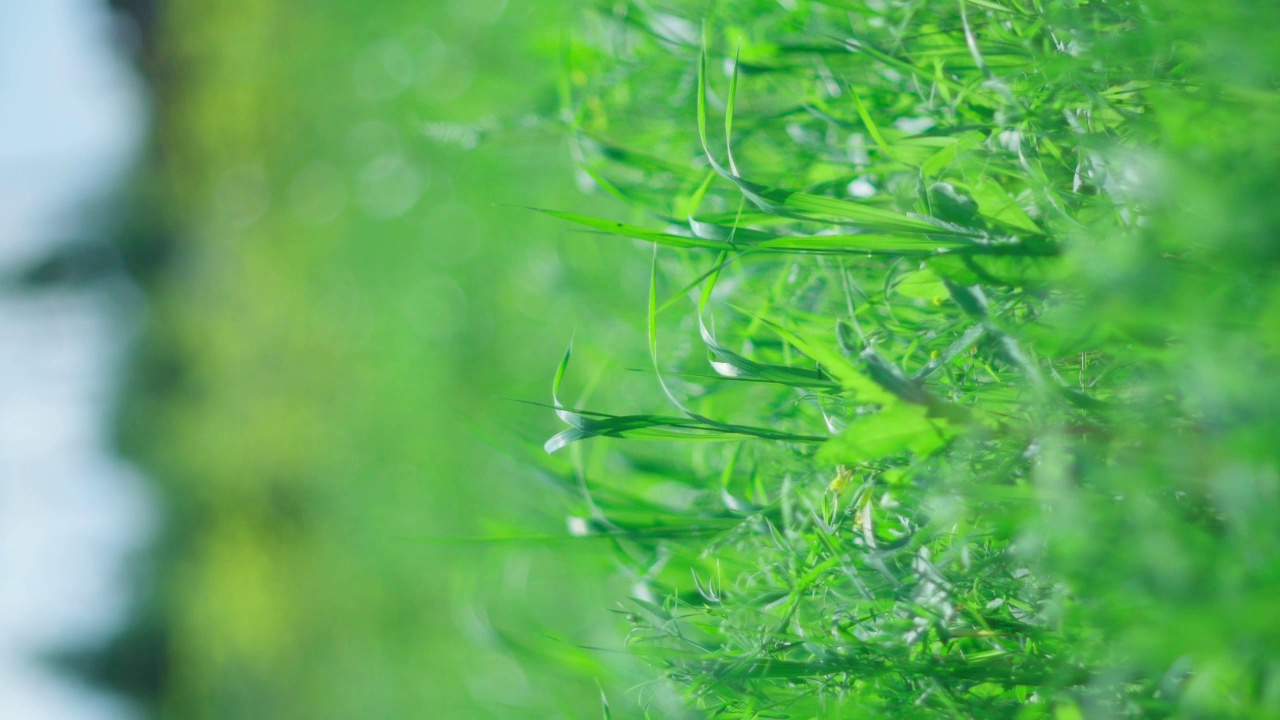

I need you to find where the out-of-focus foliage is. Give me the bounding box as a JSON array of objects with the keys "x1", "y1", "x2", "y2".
[
  {"x1": 543, "y1": 0, "x2": 1280, "y2": 717},
  {"x1": 106, "y1": 0, "x2": 681, "y2": 718}
]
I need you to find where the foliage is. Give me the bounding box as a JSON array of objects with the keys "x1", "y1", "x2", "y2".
[
  {"x1": 544, "y1": 0, "x2": 1280, "y2": 717},
  {"x1": 109, "y1": 1, "x2": 665, "y2": 718}
]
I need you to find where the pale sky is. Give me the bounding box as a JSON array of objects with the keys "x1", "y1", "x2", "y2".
[{"x1": 0, "y1": 1, "x2": 152, "y2": 718}]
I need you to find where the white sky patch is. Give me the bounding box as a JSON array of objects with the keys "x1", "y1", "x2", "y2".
[{"x1": 0, "y1": 1, "x2": 152, "y2": 718}]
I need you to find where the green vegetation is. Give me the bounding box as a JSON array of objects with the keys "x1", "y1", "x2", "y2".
[
  {"x1": 537, "y1": 0, "x2": 1280, "y2": 717},
  {"x1": 110, "y1": 0, "x2": 1280, "y2": 718},
  {"x1": 111, "y1": 1, "x2": 661, "y2": 718}
]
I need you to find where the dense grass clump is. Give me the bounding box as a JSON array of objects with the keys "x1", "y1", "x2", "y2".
[{"x1": 536, "y1": 0, "x2": 1280, "y2": 717}]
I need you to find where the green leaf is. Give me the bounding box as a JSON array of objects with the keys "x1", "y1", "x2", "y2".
[
  {"x1": 754, "y1": 316, "x2": 895, "y2": 404},
  {"x1": 895, "y1": 267, "x2": 949, "y2": 300},
  {"x1": 970, "y1": 178, "x2": 1043, "y2": 234},
  {"x1": 538, "y1": 208, "x2": 1003, "y2": 256},
  {"x1": 819, "y1": 403, "x2": 954, "y2": 464}
]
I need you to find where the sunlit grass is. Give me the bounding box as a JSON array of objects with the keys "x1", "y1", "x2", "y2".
[{"x1": 543, "y1": 1, "x2": 1280, "y2": 717}]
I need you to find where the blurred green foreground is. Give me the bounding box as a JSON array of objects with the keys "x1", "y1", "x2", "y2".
[{"x1": 108, "y1": 1, "x2": 654, "y2": 717}]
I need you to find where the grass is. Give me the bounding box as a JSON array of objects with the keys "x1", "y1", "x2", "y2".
[{"x1": 534, "y1": 0, "x2": 1280, "y2": 717}]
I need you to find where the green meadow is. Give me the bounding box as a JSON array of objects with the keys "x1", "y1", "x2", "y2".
[{"x1": 110, "y1": 0, "x2": 1280, "y2": 718}]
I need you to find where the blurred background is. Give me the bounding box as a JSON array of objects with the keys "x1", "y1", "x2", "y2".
[{"x1": 0, "y1": 0, "x2": 656, "y2": 717}]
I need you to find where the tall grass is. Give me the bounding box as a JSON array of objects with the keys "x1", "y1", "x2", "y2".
[{"x1": 535, "y1": 0, "x2": 1280, "y2": 717}]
